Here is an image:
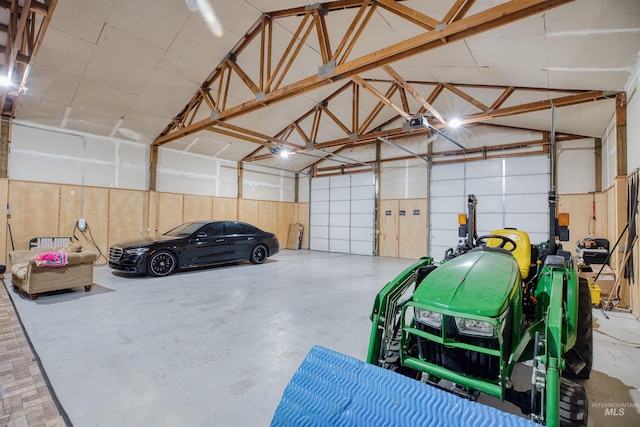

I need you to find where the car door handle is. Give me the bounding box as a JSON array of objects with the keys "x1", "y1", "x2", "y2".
[
  {"x1": 216, "y1": 238, "x2": 225, "y2": 243},
  {"x1": 248, "y1": 237, "x2": 254, "y2": 240}
]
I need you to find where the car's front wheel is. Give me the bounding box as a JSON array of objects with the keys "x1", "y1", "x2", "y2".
[
  {"x1": 249, "y1": 244, "x2": 268, "y2": 264},
  {"x1": 147, "y1": 250, "x2": 177, "y2": 276}
]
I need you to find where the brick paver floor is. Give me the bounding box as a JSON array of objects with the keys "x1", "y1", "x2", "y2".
[{"x1": 0, "y1": 280, "x2": 68, "y2": 427}]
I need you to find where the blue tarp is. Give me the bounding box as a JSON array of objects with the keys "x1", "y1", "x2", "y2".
[{"x1": 271, "y1": 346, "x2": 536, "y2": 427}]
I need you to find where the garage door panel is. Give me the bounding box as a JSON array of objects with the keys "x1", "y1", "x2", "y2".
[
  {"x1": 330, "y1": 226, "x2": 350, "y2": 240},
  {"x1": 351, "y1": 226, "x2": 373, "y2": 241},
  {"x1": 477, "y1": 213, "x2": 505, "y2": 234},
  {"x1": 330, "y1": 240, "x2": 350, "y2": 253},
  {"x1": 310, "y1": 200, "x2": 329, "y2": 214},
  {"x1": 352, "y1": 199, "x2": 374, "y2": 213},
  {"x1": 505, "y1": 175, "x2": 549, "y2": 194},
  {"x1": 330, "y1": 212, "x2": 350, "y2": 225},
  {"x1": 475, "y1": 195, "x2": 504, "y2": 213},
  {"x1": 351, "y1": 173, "x2": 374, "y2": 187},
  {"x1": 430, "y1": 212, "x2": 458, "y2": 229},
  {"x1": 351, "y1": 213, "x2": 374, "y2": 226},
  {"x1": 310, "y1": 238, "x2": 328, "y2": 251},
  {"x1": 310, "y1": 213, "x2": 329, "y2": 226},
  {"x1": 504, "y1": 194, "x2": 548, "y2": 213},
  {"x1": 311, "y1": 188, "x2": 329, "y2": 202},
  {"x1": 330, "y1": 200, "x2": 350, "y2": 214},
  {"x1": 504, "y1": 213, "x2": 548, "y2": 233},
  {"x1": 310, "y1": 172, "x2": 375, "y2": 256},
  {"x1": 430, "y1": 155, "x2": 549, "y2": 260},
  {"x1": 528, "y1": 232, "x2": 548, "y2": 245},
  {"x1": 430, "y1": 196, "x2": 466, "y2": 214},
  {"x1": 330, "y1": 175, "x2": 350, "y2": 188},
  {"x1": 330, "y1": 187, "x2": 351, "y2": 201},
  {"x1": 466, "y1": 159, "x2": 503, "y2": 178},
  {"x1": 506, "y1": 157, "x2": 549, "y2": 175},
  {"x1": 351, "y1": 241, "x2": 374, "y2": 255},
  {"x1": 352, "y1": 186, "x2": 374, "y2": 200},
  {"x1": 466, "y1": 177, "x2": 503, "y2": 196},
  {"x1": 431, "y1": 163, "x2": 465, "y2": 181},
  {"x1": 430, "y1": 180, "x2": 465, "y2": 198},
  {"x1": 310, "y1": 225, "x2": 328, "y2": 239},
  {"x1": 312, "y1": 177, "x2": 330, "y2": 190}
]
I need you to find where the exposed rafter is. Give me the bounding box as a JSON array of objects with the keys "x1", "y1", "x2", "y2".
[
  {"x1": 153, "y1": 0, "x2": 575, "y2": 148},
  {"x1": 243, "y1": 83, "x2": 613, "y2": 164},
  {"x1": 0, "y1": 0, "x2": 58, "y2": 117}
]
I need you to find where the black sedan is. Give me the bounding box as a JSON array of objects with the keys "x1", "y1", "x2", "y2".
[{"x1": 108, "y1": 221, "x2": 279, "y2": 277}]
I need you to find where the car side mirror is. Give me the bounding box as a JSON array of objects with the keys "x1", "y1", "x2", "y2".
[{"x1": 197, "y1": 232, "x2": 207, "y2": 238}]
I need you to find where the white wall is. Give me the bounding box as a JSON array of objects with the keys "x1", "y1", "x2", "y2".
[
  {"x1": 242, "y1": 164, "x2": 297, "y2": 202},
  {"x1": 156, "y1": 148, "x2": 237, "y2": 197},
  {"x1": 9, "y1": 123, "x2": 298, "y2": 202},
  {"x1": 380, "y1": 158, "x2": 429, "y2": 199},
  {"x1": 10, "y1": 122, "x2": 148, "y2": 189},
  {"x1": 557, "y1": 138, "x2": 597, "y2": 194}
]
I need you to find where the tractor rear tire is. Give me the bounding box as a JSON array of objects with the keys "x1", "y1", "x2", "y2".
[
  {"x1": 558, "y1": 378, "x2": 588, "y2": 426},
  {"x1": 563, "y1": 277, "x2": 593, "y2": 380}
]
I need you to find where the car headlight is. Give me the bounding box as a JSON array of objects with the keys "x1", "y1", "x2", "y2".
[
  {"x1": 125, "y1": 247, "x2": 149, "y2": 256},
  {"x1": 415, "y1": 308, "x2": 442, "y2": 328},
  {"x1": 454, "y1": 317, "x2": 495, "y2": 337}
]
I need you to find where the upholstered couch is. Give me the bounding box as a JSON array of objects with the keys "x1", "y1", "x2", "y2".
[{"x1": 9, "y1": 244, "x2": 98, "y2": 300}]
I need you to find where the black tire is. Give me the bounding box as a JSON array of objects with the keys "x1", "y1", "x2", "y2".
[
  {"x1": 249, "y1": 244, "x2": 268, "y2": 264},
  {"x1": 382, "y1": 335, "x2": 421, "y2": 381},
  {"x1": 563, "y1": 277, "x2": 593, "y2": 380},
  {"x1": 147, "y1": 250, "x2": 177, "y2": 277},
  {"x1": 558, "y1": 378, "x2": 588, "y2": 427}
]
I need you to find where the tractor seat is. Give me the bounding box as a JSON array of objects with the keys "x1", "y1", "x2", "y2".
[{"x1": 487, "y1": 229, "x2": 531, "y2": 279}]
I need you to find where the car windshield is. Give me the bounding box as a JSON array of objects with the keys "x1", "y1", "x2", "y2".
[{"x1": 164, "y1": 222, "x2": 205, "y2": 237}]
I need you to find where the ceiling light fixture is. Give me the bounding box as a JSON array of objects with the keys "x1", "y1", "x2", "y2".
[
  {"x1": 280, "y1": 149, "x2": 290, "y2": 158},
  {"x1": 186, "y1": 0, "x2": 224, "y2": 38},
  {"x1": 184, "y1": 0, "x2": 199, "y2": 12},
  {"x1": 448, "y1": 118, "x2": 462, "y2": 129},
  {"x1": 0, "y1": 75, "x2": 12, "y2": 87}
]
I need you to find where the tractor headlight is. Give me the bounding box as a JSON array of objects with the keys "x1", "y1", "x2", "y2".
[
  {"x1": 415, "y1": 309, "x2": 442, "y2": 328},
  {"x1": 125, "y1": 247, "x2": 149, "y2": 256},
  {"x1": 454, "y1": 317, "x2": 495, "y2": 337}
]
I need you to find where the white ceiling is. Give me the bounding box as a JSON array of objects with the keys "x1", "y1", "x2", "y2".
[{"x1": 13, "y1": 0, "x2": 640, "y2": 170}]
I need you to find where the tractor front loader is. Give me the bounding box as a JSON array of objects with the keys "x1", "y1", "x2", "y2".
[{"x1": 367, "y1": 192, "x2": 592, "y2": 426}]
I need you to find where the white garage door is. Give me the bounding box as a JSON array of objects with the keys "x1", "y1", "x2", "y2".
[
  {"x1": 309, "y1": 173, "x2": 375, "y2": 256},
  {"x1": 429, "y1": 156, "x2": 550, "y2": 260}
]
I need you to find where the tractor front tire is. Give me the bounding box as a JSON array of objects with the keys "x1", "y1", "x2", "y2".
[
  {"x1": 558, "y1": 378, "x2": 588, "y2": 426},
  {"x1": 383, "y1": 337, "x2": 421, "y2": 381},
  {"x1": 563, "y1": 277, "x2": 593, "y2": 380}
]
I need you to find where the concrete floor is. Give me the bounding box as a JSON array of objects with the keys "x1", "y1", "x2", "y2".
[{"x1": 6, "y1": 250, "x2": 640, "y2": 426}]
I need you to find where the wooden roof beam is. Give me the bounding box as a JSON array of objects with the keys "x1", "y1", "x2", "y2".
[
  {"x1": 154, "y1": 0, "x2": 575, "y2": 146},
  {"x1": 382, "y1": 64, "x2": 446, "y2": 123}
]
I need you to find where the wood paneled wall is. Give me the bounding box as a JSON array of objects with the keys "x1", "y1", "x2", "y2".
[
  {"x1": 378, "y1": 198, "x2": 428, "y2": 259},
  {"x1": 557, "y1": 193, "x2": 607, "y2": 255},
  {"x1": 3, "y1": 181, "x2": 298, "y2": 265}
]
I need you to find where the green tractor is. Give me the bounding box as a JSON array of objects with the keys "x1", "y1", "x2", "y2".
[{"x1": 367, "y1": 192, "x2": 592, "y2": 427}]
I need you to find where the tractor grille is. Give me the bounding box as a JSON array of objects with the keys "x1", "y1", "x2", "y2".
[
  {"x1": 416, "y1": 317, "x2": 502, "y2": 381},
  {"x1": 109, "y1": 247, "x2": 123, "y2": 262}
]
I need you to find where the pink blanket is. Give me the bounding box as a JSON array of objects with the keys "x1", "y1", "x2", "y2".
[{"x1": 34, "y1": 251, "x2": 68, "y2": 267}]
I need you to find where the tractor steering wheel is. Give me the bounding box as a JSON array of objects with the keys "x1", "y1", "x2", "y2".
[{"x1": 476, "y1": 234, "x2": 518, "y2": 252}]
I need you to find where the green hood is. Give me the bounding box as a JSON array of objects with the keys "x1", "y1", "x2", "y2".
[{"x1": 413, "y1": 249, "x2": 520, "y2": 317}]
